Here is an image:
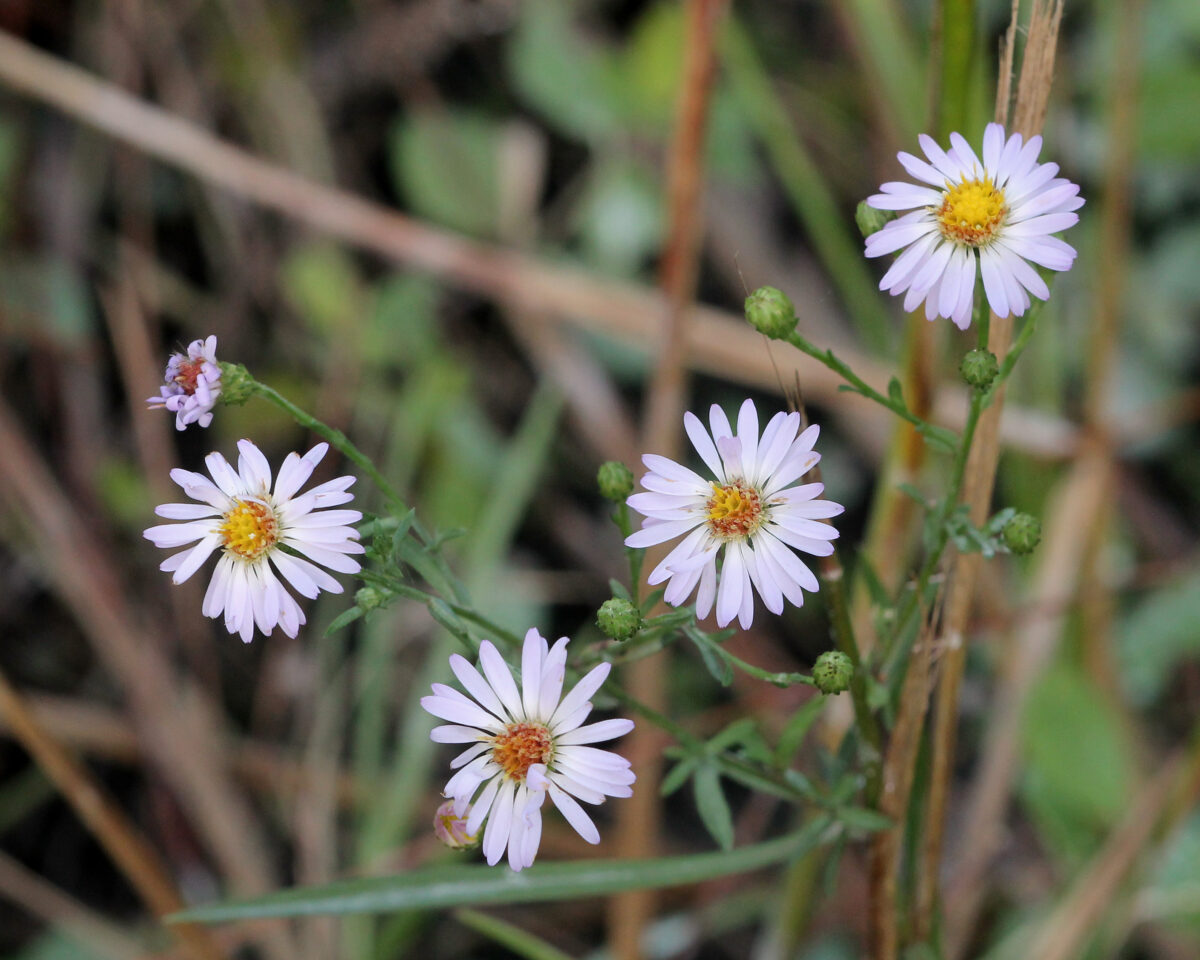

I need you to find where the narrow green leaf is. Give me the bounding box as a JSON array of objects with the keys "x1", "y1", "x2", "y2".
[
  {"x1": 774, "y1": 695, "x2": 828, "y2": 768},
  {"x1": 690, "y1": 632, "x2": 734, "y2": 686},
  {"x1": 608, "y1": 579, "x2": 631, "y2": 602},
  {"x1": 836, "y1": 806, "x2": 893, "y2": 834},
  {"x1": 693, "y1": 764, "x2": 735, "y2": 851},
  {"x1": 170, "y1": 818, "x2": 836, "y2": 923},
  {"x1": 324, "y1": 606, "x2": 364, "y2": 636},
  {"x1": 453, "y1": 908, "x2": 573, "y2": 960},
  {"x1": 887, "y1": 376, "x2": 905, "y2": 407},
  {"x1": 661, "y1": 757, "x2": 699, "y2": 797}
]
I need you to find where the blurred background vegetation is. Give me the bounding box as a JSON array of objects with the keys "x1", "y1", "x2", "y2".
[{"x1": 0, "y1": 0, "x2": 1198, "y2": 958}]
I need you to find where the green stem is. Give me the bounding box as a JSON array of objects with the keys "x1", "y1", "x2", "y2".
[
  {"x1": 253, "y1": 382, "x2": 409, "y2": 514},
  {"x1": 780, "y1": 329, "x2": 957, "y2": 451},
  {"x1": 878, "y1": 300, "x2": 991, "y2": 678}
]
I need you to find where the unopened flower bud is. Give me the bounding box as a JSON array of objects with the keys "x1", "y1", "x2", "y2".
[
  {"x1": 434, "y1": 799, "x2": 478, "y2": 850},
  {"x1": 745, "y1": 286, "x2": 796, "y2": 340},
  {"x1": 597, "y1": 461, "x2": 635, "y2": 502},
  {"x1": 1001, "y1": 512, "x2": 1041, "y2": 555},
  {"x1": 813, "y1": 650, "x2": 853, "y2": 695},
  {"x1": 960, "y1": 349, "x2": 999, "y2": 391},
  {"x1": 597, "y1": 597, "x2": 641, "y2": 641},
  {"x1": 355, "y1": 586, "x2": 387, "y2": 611},
  {"x1": 217, "y1": 361, "x2": 256, "y2": 406},
  {"x1": 855, "y1": 201, "x2": 893, "y2": 238}
]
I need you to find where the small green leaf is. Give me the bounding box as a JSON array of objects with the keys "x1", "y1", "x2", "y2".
[
  {"x1": 689, "y1": 632, "x2": 734, "y2": 686},
  {"x1": 608, "y1": 579, "x2": 631, "y2": 602},
  {"x1": 324, "y1": 607, "x2": 364, "y2": 636},
  {"x1": 693, "y1": 763, "x2": 735, "y2": 851},
  {"x1": 915, "y1": 421, "x2": 959, "y2": 453},
  {"x1": 774, "y1": 695, "x2": 828, "y2": 767},
  {"x1": 887, "y1": 376, "x2": 905, "y2": 407},
  {"x1": 835, "y1": 807, "x2": 893, "y2": 834},
  {"x1": 661, "y1": 757, "x2": 699, "y2": 797}
]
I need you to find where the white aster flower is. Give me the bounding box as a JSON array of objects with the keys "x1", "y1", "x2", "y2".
[
  {"x1": 147, "y1": 335, "x2": 223, "y2": 430},
  {"x1": 143, "y1": 440, "x2": 363, "y2": 643},
  {"x1": 421, "y1": 629, "x2": 635, "y2": 872},
  {"x1": 864, "y1": 122, "x2": 1083, "y2": 329},
  {"x1": 625, "y1": 399, "x2": 843, "y2": 630}
]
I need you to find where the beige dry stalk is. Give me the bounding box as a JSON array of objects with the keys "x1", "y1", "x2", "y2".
[{"x1": 918, "y1": 0, "x2": 1066, "y2": 948}]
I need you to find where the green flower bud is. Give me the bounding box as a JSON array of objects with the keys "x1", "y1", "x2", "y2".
[
  {"x1": 960, "y1": 349, "x2": 999, "y2": 391},
  {"x1": 745, "y1": 286, "x2": 796, "y2": 340},
  {"x1": 597, "y1": 597, "x2": 641, "y2": 641},
  {"x1": 855, "y1": 201, "x2": 893, "y2": 238},
  {"x1": 1001, "y1": 512, "x2": 1041, "y2": 555},
  {"x1": 813, "y1": 650, "x2": 853, "y2": 695},
  {"x1": 597, "y1": 461, "x2": 635, "y2": 502},
  {"x1": 217, "y1": 361, "x2": 256, "y2": 406},
  {"x1": 355, "y1": 586, "x2": 387, "y2": 611}
]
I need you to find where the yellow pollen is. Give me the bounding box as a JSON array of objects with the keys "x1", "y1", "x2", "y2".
[
  {"x1": 936, "y1": 177, "x2": 1007, "y2": 247},
  {"x1": 220, "y1": 499, "x2": 279, "y2": 561},
  {"x1": 706, "y1": 481, "x2": 765, "y2": 540},
  {"x1": 491, "y1": 722, "x2": 553, "y2": 782}
]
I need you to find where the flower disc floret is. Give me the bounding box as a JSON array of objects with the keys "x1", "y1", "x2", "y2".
[
  {"x1": 625, "y1": 399, "x2": 844, "y2": 630},
  {"x1": 421, "y1": 629, "x2": 635, "y2": 872},
  {"x1": 143, "y1": 440, "x2": 364, "y2": 643},
  {"x1": 864, "y1": 123, "x2": 1083, "y2": 329}
]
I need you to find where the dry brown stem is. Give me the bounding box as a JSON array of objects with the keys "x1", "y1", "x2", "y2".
[
  {"x1": 0, "y1": 669, "x2": 224, "y2": 960},
  {"x1": 0, "y1": 29, "x2": 1081, "y2": 466},
  {"x1": 0, "y1": 397, "x2": 295, "y2": 960},
  {"x1": 0, "y1": 692, "x2": 363, "y2": 805},
  {"x1": 1025, "y1": 740, "x2": 1200, "y2": 960},
  {"x1": 0, "y1": 848, "x2": 147, "y2": 960},
  {"x1": 610, "y1": 4, "x2": 727, "y2": 956},
  {"x1": 942, "y1": 446, "x2": 1111, "y2": 958},
  {"x1": 917, "y1": 1, "x2": 1066, "y2": 946}
]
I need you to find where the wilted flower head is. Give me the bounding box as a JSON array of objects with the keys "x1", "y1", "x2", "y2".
[
  {"x1": 421, "y1": 629, "x2": 635, "y2": 871},
  {"x1": 626, "y1": 399, "x2": 843, "y2": 630},
  {"x1": 865, "y1": 123, "x2": 1083, "y2": 329},
  {"x1": 434, "y1": 799, "x2": 479, "y2": 850},
  {"x1": 143, "y1": 440, "x2": 363, "y2": 642},
  {"x1": 147, "y1": 335, "x2": 223, "y2": 430}
]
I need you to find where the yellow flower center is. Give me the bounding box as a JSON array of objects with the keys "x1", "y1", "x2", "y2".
[
  {"x1": 936, "y1": 177, "x2": 1007, "y2": 247},
  {"x1": 706, "y1": 481, "x2": 765, "y2": 540},
  {"x1": 220, "y1": 499, "x2": 280, "y2": 561},
  {"x1": 492, "y1": 722, "x2": 553, "y2": 782}
]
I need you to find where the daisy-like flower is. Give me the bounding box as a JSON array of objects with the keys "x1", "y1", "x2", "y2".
[
  {"x1": 143, "y1": 440, "x2": 363, "y2": 643},
  {"x1": 147, "y1": 335, "x2": 223, "y2": 430},
  {"x1": 625, "y1": 399, "x2": 843, "y2": 630},
  {"x1": 864, "y1": 122, "x2": 1083, "y2": 329},
  {"x1": 421, "y1": 629, "x2": 635, "y2": 872}
]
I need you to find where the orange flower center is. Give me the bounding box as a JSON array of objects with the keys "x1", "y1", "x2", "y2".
[
  {"x1": 220, "y1": 500, "x2": 279, "y2": 561},
  {"x1": 172, "y1": 357, "x2": 206, "y2": 395},
  {"x1": 936, "y1": 177, "x2": 1007, "y2": 247},
  {"x1": 706, "y1": 481, "x2": 765, "y2": 540},
  {"x1": 492, "y1": 722, "x2": 553, "y2": 781}
]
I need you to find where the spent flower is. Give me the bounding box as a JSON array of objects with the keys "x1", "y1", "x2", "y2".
[
  {"x1": 147, "y1": 335, "x2": 223, "y2": 430},
  {"x1": 144, "y1": 440, "x2": 363, "y2": 643},
  {"x1": 865, "y1": 123, "x2": 1083, "y2": 329},
  {"x1": 421, "y1": 629, "x2": 635, "y2": 871},
  {"x1": 626, "y1": 399, "x2": 844, "y2": 630}
]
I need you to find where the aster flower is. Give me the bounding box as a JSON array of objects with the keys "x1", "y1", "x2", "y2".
[
  {"x1": 147, "y1": 335, "x2": 223, "y2": 430},
  {"x1": 421, "y1": 629, "x2": 635, "y2": 872},
  {"x1": 864, "y1": 122, "x2": 1083, "y2": 329},
  {"x1": 144, "y1": 440, "x2": 363, "y2": 643},
  {"x1": 625, "y1": 399, "x2": 843, "y2": 630}
]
